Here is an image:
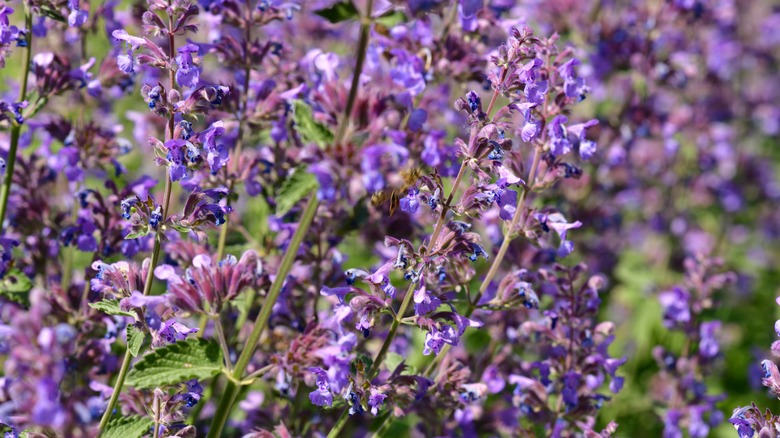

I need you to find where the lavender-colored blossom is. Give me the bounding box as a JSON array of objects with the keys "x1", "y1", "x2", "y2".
[
  {"x1": 67, "y1": 0, "x2": 89, "y2": 28},
  {"x1": 308, "y1": 367, "x2": 333, "y2": 407},
  {"x1": 176, "y1": 44, "x2": 200, "y2": 88},
  {"x1": 197, "y1": 121, "x2": 228, "y2": 174}
]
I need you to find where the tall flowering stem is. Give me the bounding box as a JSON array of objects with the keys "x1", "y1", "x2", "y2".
[
  {"x1": 0, "y1": 6, "x2": 32, "y2": 230},
  {"x1": 326, "y1": 280, "x2": 417, "y2": 438},
  {"x1": 214, "y1": 5, "x2": 252, "y2": 261},
  {"x1": 206, "y1": 195, "x2": 320, "y2": 438},
  {"x1": 96, "y1": 2, "x2": 179, "y2": 432},
  {"x1": 333, "y1": 0, "x2": 373, "y2": 146}
]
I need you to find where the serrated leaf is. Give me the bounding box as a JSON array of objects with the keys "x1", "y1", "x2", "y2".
[
  {"x1": 291, "y1": 100, "x2": 334, "y2": 148},
  {"x1": 89, "y1": 300, "x2": 138, "y2": 319},
  {"x1": 127, "y1": 325, "x2": 145, "y2": 357},
  {"x1": 314, "y1": 1, "x2": 359, "y2": 23},
  {"x1": 276, "y1": 167, "x2": 319, "y2": 216},
  {"x1": 102, "y1": 415, "x2": 153, "y2": 438},
  {"x1": 0, "y1": 269, "x2": 32, "y2": 307},
  {"x1": 125, "y1": 338, "x2": 223, "y2": 389}
]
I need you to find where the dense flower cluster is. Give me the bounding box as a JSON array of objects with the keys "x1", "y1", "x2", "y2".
[{"x1": 0, "y1": 0, "x2": 777, "y2": 437}]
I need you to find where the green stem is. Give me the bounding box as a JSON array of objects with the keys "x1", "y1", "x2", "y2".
[
  {"x1": 332, "y1": 0, "x2": 374, "y2": 146},
  {"x1": 97, "y1": 158, "x2": 174, "y2": 438},
  {"x1": 207, "y1": 12, "x2": 254, "y2": 338},
  {"x1": 152, "y1": 392, "x2": 161, "y2": 438},
  {"x1": 0, "y1": 7, "x2": 33, "y2": 231},
  {"x1": 96, "y1": 349, "x2": 131, "y2": 432},
  {"x1": 421, "y1": 146, "x2": 543, "y2": 377},
  {"x1": 328, "y1": 280, "x2": 417, "y2": 438},
  {"x1": 377, "y1": 130, "x2": 544, "y2": 438},
  {"x1": 97, "y1": 7, "x2": 178, "y2": 433},
  {"x1": 367, "y1": 281, "x2": 416, "y2": 378},
  {"x1": 213, "y1": 315, "x2": 233, "y2": 372},
  {"x1": 206, "y1": 195, "x2": 320, "y2": 438}
]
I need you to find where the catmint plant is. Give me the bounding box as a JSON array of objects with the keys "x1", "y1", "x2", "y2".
[{"x1": 0, "y1": 0, "x2": 778, "y2": 437}]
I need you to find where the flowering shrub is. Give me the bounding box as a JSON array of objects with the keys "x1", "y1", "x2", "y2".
[{"x1": 0, "y1": 0, "x2": 778, "y2": 437}]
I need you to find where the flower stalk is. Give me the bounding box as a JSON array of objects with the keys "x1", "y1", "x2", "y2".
[
  {"x1": 96, "y1": 5, "x2": 178, "y2": 433},
  {"x1": 0, "y1": 6, "x2": 32, "y2": 231},
  {"x1": 206, "y1": 194, "x2": 320, "y2": 438}
]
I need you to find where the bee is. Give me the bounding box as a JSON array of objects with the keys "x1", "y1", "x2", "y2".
[{"x1": 370, "y1": 167, "x2": 424, "y2": 216}]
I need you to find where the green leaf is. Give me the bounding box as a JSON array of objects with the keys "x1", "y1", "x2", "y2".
[
  {"x1": 126, "y1": 338, "x2": 223, "y2": 389},
  {"x1": 39, "y1": 4, "x2": 66, "y2": 22},
  {"x1": 384, "y1": 352, "x2": 404, "y2": 372},
  {"x1": 376, "y1": 11, "x2": 407, "y2": 27},
  {"x1": 245, "y1": 195, "x2": 270, "y2": 240},
  {"x1": 102, "y1": 415, "x2": 153, "y2": 438},
  {"x1": 125, "y1": 226, "x2": 151, "y2": 240},
  {"x1": 384, "y1": 352, "x2": 417, "y2": 375},
  {"x1": 89, "y1": 300, "x2": 138, "y2": 319},
  {"x1": 0, "y1": 269, "x2": 32, "y2": 307},
  {"x1": 168, "y1": 222, "x2": 192, "y2": 233},
  {"x1": 291, "y1": 100, "x2": 334, "y2": 148},
  {"x1": 314, "y1": 1, "x2": 359, "y2": 23},
  {"x1": 275, "y1": 166, "x2": 319, "y2": 217},
  {"x1": 127, "y1": 325, "x2": 145, "y2": 357}
]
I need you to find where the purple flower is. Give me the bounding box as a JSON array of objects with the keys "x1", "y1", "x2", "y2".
[
  {"x1": 112, "y1": 30, "x2": 146, "y2": 74},
  {"x1": 368, "y1": 388, "x2": 387, "y2": 415},
  {"x1": 361, "y1": 144, "x2": 409, "y2": 192},
  {"x1": 176, "y1": 43, "x2": 200, "y2": 88},
  {"x1": 547, "y1": 115, "x2": 571, "y2": 157},
  {"x1": 535, "y1": 212, "x2": 582, "y2": 258},
  {"x1": 67, "y1": 0, "x2": 89, "y2": 28},
  {"x1": 663, "y1": 409, "x2": 683, "y2": 438},
  {"x1": 698, "y1": 321, "x2": 721, "y2": 359},
  {"x1": 408, "y1": 108, "x2": 427, "y2": 132},
  {"x1": 308, "y1": 367, "x2": 333, "y2": 407},
  {"x1": 413, "y1": 284, "x2": 441, "y2": 316},
  {"x1": 496, "y1": 188, "x2": 517, "y2": 221},
  {"x1": 688, "y1": 406, "x2": 710, "y2": 438},
  {"x1": 399, "y1": 188, "x2": 420, "y2": 214},
  {"x1": 524, "y1": 80, "x2": 548, "y2": 106},
  {"x1": 164, "y1": 139, "x2": 189, "y2": 181},
  {"x1": 604, "y1": 357, "x2": 626, "y2": 393},
  {"x1": 198, "y1": 121, "x2": 229, "y2": 174},
  {"x1": 155, "y1": 250, "x2": 259, "y2": 312},
  {"x1": 390, "y1": 49, "x2": 426, "y2": 96},
  {"x1": 156, "y1": 319, "x2": 199, "y2": 346},
  {"x1": 517, "y1": 58, "x2": 543, "y2": 84},
  {"x1": 458, "y1": 0, "x2": 481, "y2": 31},
  {"x1": 482, "y1": 365, "x2": 506, "y2": 394},
  {"x1": 567, "y1": 119, "x2": 599, "y2": 160},
  {"x1": 423, "y1": 324, "x2": 459, "y2": 356},
  {"x1": 310, "y1": 163, "x2": 337, "y2": 202},
  {"x1": 561, "y1": 372, "x2": 580, "y2": 411},
  {"x1": 32, "y1": 378, "x2": 66, "y2": 428},
  {"x1": 658, "y1": 287, "x2": 691, "y2": 329},
  {"x1": 558, "y1": 58, "x2": 590, "y2": 101},
  {"x1": 0, "y1": 237, "x2": 19, "y2": 278},
  {"x1": 171, "y1": 380, "x2": 204, "y2": 408},
  {"x1": 60, "y1": 215, "x2": 98, "y2": 252}
]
